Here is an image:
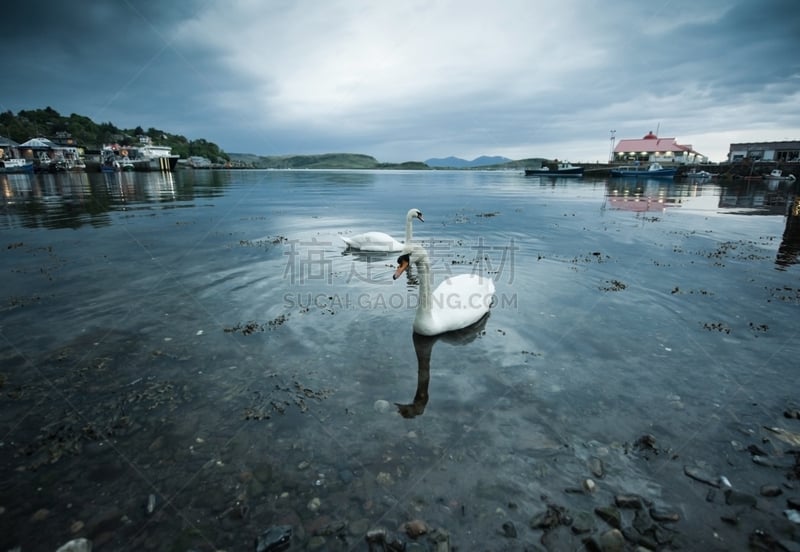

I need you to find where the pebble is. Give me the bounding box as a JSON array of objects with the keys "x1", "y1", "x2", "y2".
[
  {"x1": 571, "y1": 510, "x2": 595, "y2": 534},
  {"x1": 784, "y1": 409, "x2": 800, "y2": 419},
  {"x1": 401, "y1": 519, "x2": 429, "y2": 538},
  {"x1": 632, "y1": 509, "x2": 653, "y2": 534},
  {"x1": 70, "y1": 520, "x2": 85, "y2": 533},
  {"x1": 649, "y1": 508, "x2": 681, "y2": 522},
  {"x1": 594, "y1": 506, "x2": 621, "y2": 529},
  {"x1": 725, "y1": 489, "x2": 757, "y2": 507},
  {"x1": 31, "y1": 508, "x2": 49, "y2": 521},
  {"x1": 614, "y1": 494, "x2": 643, "y2": 510},
  {"x1": 752, "y1": 455, "x2": 796, "y2": 469},
  {"x1": 255, "y1": 525, "x2": 292, "y2": 552},
  {"x1": 760, "y1": 485, "x2": 783, "y2": 497},
  {"x1": 55, "y1": 539, "x2": 92, "y2": 552},
  {"x1": 376, "y1": 472, "x2": 394, "y2": 485},
  {"x1": 307, "y1": 497, "x2": 321, "y2": 512},
  {"x1": 684, "y1": 465, "x2": 721, "y2": 487},
  {"x1": 373, "y1": 399, "x2": 391, "y2": 413},
  {"x1": 501, "y1": 521, "x2": 517, "y2": 538},
  {"x1": 588, "y1": 456, "x2": 605, "y2": 478},
  {"x1": 597, "y1": 528, "x2": 625, "y2": 552},
  {"x1": 365, "y1": 527, "x2": 387, "y2": 543}
]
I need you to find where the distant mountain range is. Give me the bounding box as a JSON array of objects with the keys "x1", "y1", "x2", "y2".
[
  {"x1": 424, "y1": 155, "x2": 513, "y2": 168},
  {"x1": 227, "y1": 152, "x2": 524, "y2": 170}
]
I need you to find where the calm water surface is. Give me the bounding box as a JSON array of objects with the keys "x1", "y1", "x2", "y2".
[{"x1": 1, "y1": 169, "x2": 799, "y2": 551}]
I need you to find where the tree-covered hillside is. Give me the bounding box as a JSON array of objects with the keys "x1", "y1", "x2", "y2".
[{"x1": 0, "y1": 107, "x2": 229, "y2": 163}]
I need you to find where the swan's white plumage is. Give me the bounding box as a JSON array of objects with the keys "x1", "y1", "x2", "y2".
[
  {"x1": 395, "y1": 246, "x2": 495, "y2": 336},
  {"x1": 341, "y1": 208, "x2": 423, "y2": 252},
  {"x1": 341, "y1": 232, "x2": 404, "y2": 252}
]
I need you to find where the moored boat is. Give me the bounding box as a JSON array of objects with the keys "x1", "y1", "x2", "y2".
[
  {"x1": 99, "y1": 142, "x2": 180, "y2": 172},
  {"x1": 524, "y1": 161, "x2": 584, "y2": 177},
  {"x1": 611, "y1": 162, "x2": 676, "y2": 179},
  {"x1": 686, "y1": 168, "x2": 714, "y2": 180},
  {"x1": 133, "y1": 144, "x2": 180, "y2": 171},
  {"x1": 0, "y1": 158, "x2": 35, "y2": 174}
]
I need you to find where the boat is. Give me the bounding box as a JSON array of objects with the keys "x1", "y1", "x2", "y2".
[
  {"x1": 100, "y1": 149, "x2": 120, "y2": 173},
  {"x1": 132, "y1": 144, "x2": 180, "y2": 171},
  {"x1": 100, "y1": 142, "x2": 180, "y2": 172},
  {"x1": 525, "y1": 161, "x2": 584, "y2": 177},
  {"x1": 685, "y1": 168, "x2": 714, "y2": 180},
  {"x1": 0, "y1": 158, "x2": 35, "y2": 174},
  {"x1": 119, "y1": 156, "x2": 135, "y2": 172},
  {"x1": 610, "y1": 162, "x2": 677, "y2": 179},
  {"x1": 763, "y1": 169, "x2": 796, "y2": 182}
]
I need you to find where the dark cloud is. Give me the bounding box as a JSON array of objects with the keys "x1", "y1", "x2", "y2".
[{"x1": 2, "y1": 0, "x2": 798, "y2": 162}]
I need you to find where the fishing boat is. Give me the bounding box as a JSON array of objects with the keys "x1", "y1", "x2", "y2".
[
  {"x1": 686, "y1": 168, "x2": 714, "y2": 180},
  {"x1": 0, "y1": 158, "x2": 35, "y2": 174},
  {"x1": 525, "y1": 161, "x2": 584, "y2": 177},
  {"x1": 610, "y1": 162, "x2": 676, "y2": 179}
]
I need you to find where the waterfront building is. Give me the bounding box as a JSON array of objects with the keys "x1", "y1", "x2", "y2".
[{"x1": 613, "y1": 131, "x2": 707, "y2": 165}]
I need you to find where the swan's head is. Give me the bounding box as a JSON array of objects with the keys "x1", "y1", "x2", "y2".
[
  {"x1": 393, "y1": 252, "x2": 411, "y2": 280},
  {"x1": 408, "y1": 208, "x2": 424, "y2": 223},
  {"x1": 393, "y1": 246, "x2": 428, "y2": 279}
]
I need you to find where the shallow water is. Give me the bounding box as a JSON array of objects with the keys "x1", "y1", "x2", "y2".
[{"x1": 1, "y1": 169, "x2": 799, "y2": 551}]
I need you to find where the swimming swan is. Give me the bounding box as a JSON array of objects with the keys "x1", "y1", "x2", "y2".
[
  {"x1": 393, "y1": 246, "x2": 495, "y2": 336},
  {"x1": 341, "y1": 208, "x2": 424, "y2": 252}
]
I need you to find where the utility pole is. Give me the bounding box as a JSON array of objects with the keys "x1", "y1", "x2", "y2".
[{"x1": 609, "y1": 130, "x2": 616, "y2": 163}]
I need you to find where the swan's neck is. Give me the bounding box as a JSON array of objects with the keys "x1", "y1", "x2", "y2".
[
  {"x1": 416, "y1": 253, "x2": 433, "y2": 314},
  {"x1": 405, "y1": 211, "x2": 414, "y2": 244}
]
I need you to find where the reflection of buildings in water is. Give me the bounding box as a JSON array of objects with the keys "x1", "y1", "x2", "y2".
[
  {"x1": 2, "y1": 173, "x2": 34, "y2": 204},
  {"x1": 39, "y1": 171, "x2": 91, "y2": 205},
  {"x1": 2, "y1": 172, "x2": 93, "y2": 207},
  {"x1": 395, "y1": 314, "x2": 489, "y2": 419},
  {"x1": 3, "y1": 170, "x2": 187, "y2": 228},
  {"x1": 604, "y1": 180, "x2": 704, "y2": 212},
  {"x1": 103, "y1": 170, "x2": 177, "y2": 203},
  {"x1": 603, "y1": 180, "x2": 797, "y2": 217},
  {"x1": 776, "y1": 196, "x2": 800, "y2": 270},
  {"x1": 717, "y1": 181, "x2": 793, "y2": 214},
  {"x1": 142, "y1": 171, "x2": 176, "y2": 201}
]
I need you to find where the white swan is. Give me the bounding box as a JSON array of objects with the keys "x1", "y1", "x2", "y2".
[
  {"x1": 393, "y1": 246, "x2": 495, "y2": 336},
  {"x1": 341, "y1": 208, "x2": 424, "y2": 252}
]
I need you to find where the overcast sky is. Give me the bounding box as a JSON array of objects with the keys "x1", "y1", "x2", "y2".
[{"x1": 2, "y1": 0, "x2": 798, "y2": 163}]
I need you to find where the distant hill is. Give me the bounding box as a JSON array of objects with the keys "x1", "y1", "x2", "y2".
[
  {"x1": 425, "y1": 155, "x2": 512, "y2": 168},
  {"x1": 227, "y1": 152, "x2": 428, "y2": 170}
]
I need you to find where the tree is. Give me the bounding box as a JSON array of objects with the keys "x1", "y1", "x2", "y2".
[{"x1": 1, "y1": 108, "x2": 228, "y2": 159}]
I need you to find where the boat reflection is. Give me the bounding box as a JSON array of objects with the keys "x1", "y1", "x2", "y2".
[{"x1": 395, "y1": 313, "x2": 490, "y2": 419}]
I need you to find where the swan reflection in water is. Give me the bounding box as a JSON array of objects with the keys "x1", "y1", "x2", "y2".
[{"x1": 396, "y1": 313, "x2": 490, "y2": 418}]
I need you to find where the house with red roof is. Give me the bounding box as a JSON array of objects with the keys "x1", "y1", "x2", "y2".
[{"x1": 613, "y1": 131, "x2": 706, "y2": 165}]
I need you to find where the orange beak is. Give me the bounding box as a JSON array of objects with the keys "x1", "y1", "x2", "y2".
[{"x1": 393, "y1": 257, "x2": 410, "y2": 280}]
